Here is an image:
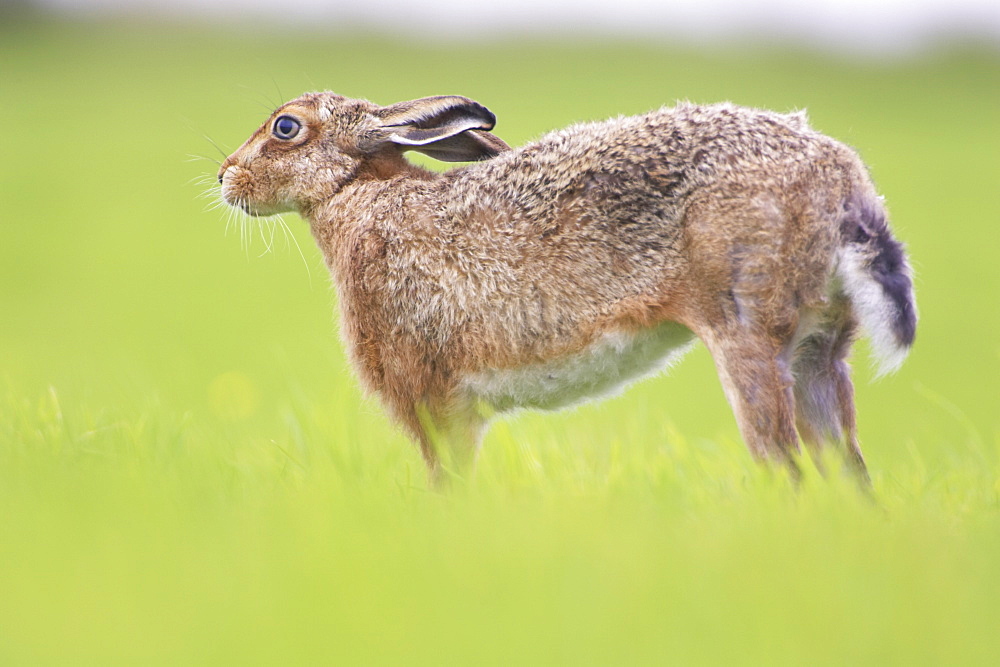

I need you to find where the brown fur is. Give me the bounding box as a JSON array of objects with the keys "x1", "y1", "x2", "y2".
[{"x1": 219, "y1": 92, "x2": 916, "y2": 483}]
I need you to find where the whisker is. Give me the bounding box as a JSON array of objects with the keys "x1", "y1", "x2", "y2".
[
  {"x1": 267, "y1": 217, "x2": 278, "y2": 253},
  {"x1": 203, "y1": 196, "x2": 230, "y2": 213},
  {"x1": 202, "y1": 134, "x2": 230, "y2": 160},
  {"x1": 200, "y1": 189, "x2": 225, "y2": 204},
  {"x1": 180, "y1": 116, "x2": 232, "y2": 160},
  {"x1": 257, "y1": 217, "x2": 276, "y2": 256},
  {"x1": 240, "y1": 209, "x2": 250, "y2": 254},
  {"x1": 221, "y1": 201, "x2": 235, "y2": 237},
  {"x1": 190, "y1": 174, "x2": 220, "y2": 190},
  {"x1": 210, "y1": 191, "x2": 312, "y2": 279},
  {"x1": 186, "y1": 153, "x2": 222, "y2": 166},
  {"x1": 238, "y1": 84, "x2": 280, "y2": 113},
  {"x1": 271, "y1": 78, "x2": 284, "y2": 107},
  {"x1": 277, "y1": 215, "x2": 313, "y2": 280},
  {"x1": 226, "y1": 206, "x2": 239, "y2": 240}
]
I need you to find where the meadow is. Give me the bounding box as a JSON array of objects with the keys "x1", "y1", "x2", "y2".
[{"x1": 1, "y1": 14, "x2": 999, "y2": 664}]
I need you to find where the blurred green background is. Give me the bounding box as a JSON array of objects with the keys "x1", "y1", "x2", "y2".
[{"x1": 1, "y1": 12, "x2": 999, "y2": 665}]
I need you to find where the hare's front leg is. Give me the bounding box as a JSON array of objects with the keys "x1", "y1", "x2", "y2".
[
  {"x1": 703, "y1": 328, "x2": 802, "y2": 470},
  {"x1": 408, "y1": 399, "x2": 489, "y2": 485}
]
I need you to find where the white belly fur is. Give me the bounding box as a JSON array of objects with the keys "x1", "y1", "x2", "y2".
[{"x1": 462, "y1": 322, "x2": 697, "y2": 413}]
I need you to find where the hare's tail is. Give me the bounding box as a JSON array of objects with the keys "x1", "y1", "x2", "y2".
[{"x1": 836, "y1": 191, "x2": 917, "y2": 377}]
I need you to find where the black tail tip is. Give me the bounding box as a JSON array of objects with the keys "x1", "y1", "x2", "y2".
[
  {"x1": 843, "y1": 193, "x2": 917, "y2": 348},
  {"x1": 871, "y1": 227, "x2": 917, "y2": 349}
]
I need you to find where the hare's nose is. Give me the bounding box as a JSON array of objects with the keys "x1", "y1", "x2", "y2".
[{"x1": 217, "y1": 158, "x2": 233, "y2": 184}]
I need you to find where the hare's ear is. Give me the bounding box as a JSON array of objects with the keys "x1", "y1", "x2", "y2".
[{"x1": 369, "y1": 96, "x2": 510, "y2": 162}]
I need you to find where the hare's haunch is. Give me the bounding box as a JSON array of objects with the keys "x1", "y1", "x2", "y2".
[{"x1": 219, "y1": 92, "x2": 916, "y2": 483}]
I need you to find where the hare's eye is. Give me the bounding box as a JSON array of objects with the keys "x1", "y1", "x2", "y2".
[{"x1": 273, "y1": 116, "x2": 301, "y2": 140}]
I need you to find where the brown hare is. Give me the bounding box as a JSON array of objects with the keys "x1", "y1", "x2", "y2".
[{"x1": 218, "y1": 92, "x2": 916, "y2": 483}]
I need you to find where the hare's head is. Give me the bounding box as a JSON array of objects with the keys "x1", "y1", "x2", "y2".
[{"x1": 218, "y1": 92, "x2": 509, "y2": 216}]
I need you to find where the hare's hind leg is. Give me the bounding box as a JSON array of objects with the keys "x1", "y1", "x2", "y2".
[
  {"x1": 792, "y1": 309, "x2": 869, "y2": 481},
  {"x1": 702, "y1": 329, "x2": 801, "y2": 470}
]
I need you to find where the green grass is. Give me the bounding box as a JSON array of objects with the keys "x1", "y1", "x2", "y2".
[{"x1": 2, "y1": 15, "x2": 999, "y2": 665}]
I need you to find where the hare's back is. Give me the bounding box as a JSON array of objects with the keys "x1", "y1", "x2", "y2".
[{"x1": 460, "y1": 102, "x2": 827, "y2": 218}]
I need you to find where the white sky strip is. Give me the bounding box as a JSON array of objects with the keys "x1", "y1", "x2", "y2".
[{"x1": 33, "y1": 0, "x2": 1000, "y2": 54}]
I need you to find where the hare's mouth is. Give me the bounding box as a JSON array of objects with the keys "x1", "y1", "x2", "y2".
[
  {"x1": 227, "y1": 194, "x2": 288, "y2": 218},
  {"x1": 220, "y1": 191, "x2": 252, "y2": 215},
  {"x1": 219, "y1": 184, "x2": 258, "y2": 217},
  {"x1": 217, "y1": 188, "x2": 259, "y2": 217}
]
